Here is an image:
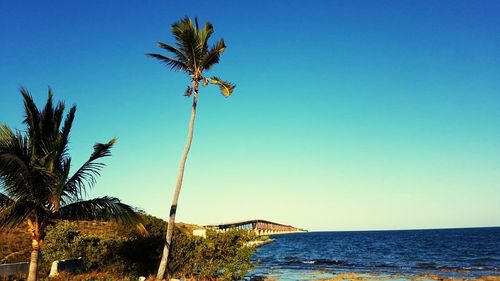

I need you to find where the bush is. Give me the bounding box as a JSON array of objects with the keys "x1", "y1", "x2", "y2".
[
  {"x1": 167, "y1": 229, "x2": 199, "y2": 276},
  {"x1": 42, "y1": 221, "x2": 148, "y2": 274},
  {"x1": 42, "y1": 222, "x2": 119, "y2": 272},
  {"x1": 40, "y1": 218, "x2": 256, "y2": 280},
  {"x1": 42, "y1": 221, "x2": 80, "y2": 262},
  {"x1": 189, "y1": 231, "x2": 254, "y2": 280}
]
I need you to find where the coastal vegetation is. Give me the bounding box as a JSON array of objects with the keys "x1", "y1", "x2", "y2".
[
  {"x1": 0, "y1": 90, "x2": 144, "y2": 281},
  {"x1": 146, "y1": 16, "x2": 236, "y2": 280},
  {"x1": 0, "y1": 215, "x2": 256, "y2": 280},
  {"x1": 42, "y1": 216, "x2": 255, "y2": 280}
]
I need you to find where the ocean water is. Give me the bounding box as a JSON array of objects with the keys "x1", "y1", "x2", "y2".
[{"x1": 248, "y1": 227, "x2": 500, "y2": 280}]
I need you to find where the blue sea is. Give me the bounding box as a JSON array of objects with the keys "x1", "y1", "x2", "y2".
[{"x1": 248, "y1": 227, "x2": 500, "y2": 280}]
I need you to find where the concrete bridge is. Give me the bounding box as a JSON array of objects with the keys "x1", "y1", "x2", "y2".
[{"x1": 205, "y1": 219, "x2": 306, "y2": 236}]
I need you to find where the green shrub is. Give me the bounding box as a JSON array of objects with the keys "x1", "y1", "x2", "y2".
[
  {"x1": 42, "y1": 221, "x2": 80, "y2": 262},
  {"x1": 40, "y1": 219, "x2": 256, "y2": 280},
  {"x1": 42, "y1": 221, "x2": 119, "y2": 272},
  {"x1": 192, "y1": 230, "x2": 255, "y2": 281}
]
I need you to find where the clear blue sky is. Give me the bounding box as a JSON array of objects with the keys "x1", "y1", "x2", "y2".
[{"x1": 1, "y1": 0, "x2": 499, "y2": 231}]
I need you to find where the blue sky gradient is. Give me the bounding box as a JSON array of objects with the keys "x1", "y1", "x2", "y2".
[{"x1": 1, "y1": 0, "x2": 499, "y2": 231}]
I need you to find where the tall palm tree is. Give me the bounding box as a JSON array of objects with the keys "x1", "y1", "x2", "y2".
[
  {"x1": 0, "y1": 88, "x2": 144, "y2": 281},
  {"x1": 146, "y1": 17, "x2": 235, "y2": 280}
]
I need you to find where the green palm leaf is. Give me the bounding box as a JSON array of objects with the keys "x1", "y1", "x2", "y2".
[
  {"x1": 172, "y1": 17, "x2": 202, "y2": 66},
  {"x1": 203, "y1": 39, "x2": 226, "y2": 70},
  {"x1": 58, "y1": 196, "x2": 145, "y2": 233},
  {"x1": 0, "y1": 132, "x2": 33, "y2": 201},
  {"x1": 157, "y1": 42, "x2": 188, "y2": 65},
  {"x1": 146, "y1": 53, "x2": 188, "y2": 71},
  {"x1": 64, "y1": 138, "x2": 117, "y2": 199},
  {"x1": 198, "y1": 19, "x2": 214, "y2": 54},
  {"x1": 148, "y1": 16, "x2": 236, "y2": 100},
  {"x1": 210, "y1": 77, "x2": 236, "y2": 97},
  {"x1": 0, "y1": 201, "x2": 36, "y2": 230},
  {"x1": 20, "y1": 88, "x2": 41, "y2": 143},
  {"x1": 0, "y1": 124, "x2": 14, "y2": 145},
  {"x1": 58, "y1": 105, "x2": 76, "y2": 163},
  {"x1": 0, "y1": 193, "x2": 13, "y2": 208}
]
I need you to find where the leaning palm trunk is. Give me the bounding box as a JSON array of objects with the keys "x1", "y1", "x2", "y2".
[
  {"x1": 156, "y1": 88, "x2": 198, "y2": 280},
  {"x1": 27, "y1": 239, "x2": 40, "y2": 281},
  {"x1": 148, "y1": 16, "x2": 235, "y2": 280}
]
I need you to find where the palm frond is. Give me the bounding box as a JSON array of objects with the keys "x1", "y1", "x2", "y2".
[
  {"x1": 41, "y1": 88, "x2": 56, "y2": 140},
  {"x1": 20, "y1": 88, "x2": 41, "y2": 143},
  {"x1": 146, "y1": 53, "x2": 189, "y2": 72},
  {"x1": 51, "y1": 94, "x2": 66, "y2": 140},
  {"x1": 47, "y1": 98, "x2": 65, "y2": 148},
  {"x1": 49, "y1": 158, "x2": 72, "y2": 210},
  {"x1": 149, "y1": 16, "x2": 232, "y2": 81},
  {"x1": 89, "y1": 138, "x2": 117, "y2": 163},
  {"x1": 157, "y1": 42, "x2": 188, "y2": 65},
  {"x1": 0, "y1": 131, "x2": 33, "y2": 201},
  {"x1": 0, "y1": 124, "x2": 14, "y2": 147},
  {"x1": 0, "y1": 152, "x2": 31, "y2": 200},
  {"x1": 0, "y1": 193, "x2": 14, "y2": 208},
  {"x1": 63, "y1": 139, "x2": 117, "y2": 199},
  {"x1": 58, "y1": 105, "x2": 76, "y2": 162},
  {"x1": 172, "y1": 17, "x2": 196, "y2": 52},
  {"x1": 171, "y1": 17, "x2": 203, "y2": 71},
  {"x1": 202, "y1": 39, "x2": 225, "y2": 71},
  {"x1": 0, "y1": 201, "x2": 34, "y2": 230},
  {"x1": 39, "y1": 90, "x2": 67, "y2": 176},
  {"x1": 60, "y1": 106, "x2": 76, "y2": 143},
  {"x1": 17, "y1": 89, "x2": 74, "y2": 205},
  {"x1": 58, "y1": 196, "x2": 146, "y2": 234},
  {"x1": 209, "y1": 77, "x2": 236, "y2": 97},
  {"x1": 198, "y1": 20, "x2": 214, "y2": 55},
  {"x1": 21, "y1": 88, "x2": 65, "y2": 177}
]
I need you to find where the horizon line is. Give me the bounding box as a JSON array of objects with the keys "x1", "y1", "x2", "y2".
[{"x1": 309, "y1": 225, "x2": 500, "y2": 233}]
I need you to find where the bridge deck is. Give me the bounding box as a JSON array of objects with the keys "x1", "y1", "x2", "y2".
[{"x1": 204, "y1": 219, "x2": 305, "y2": 236}]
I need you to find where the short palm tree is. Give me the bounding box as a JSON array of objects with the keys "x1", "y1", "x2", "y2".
[
  {"x1": 0, "y1": 88, "x2": 144, "y2": 281},
  {"x1": 146, "y1": 17, "x2": 235, "y2": 280}
]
